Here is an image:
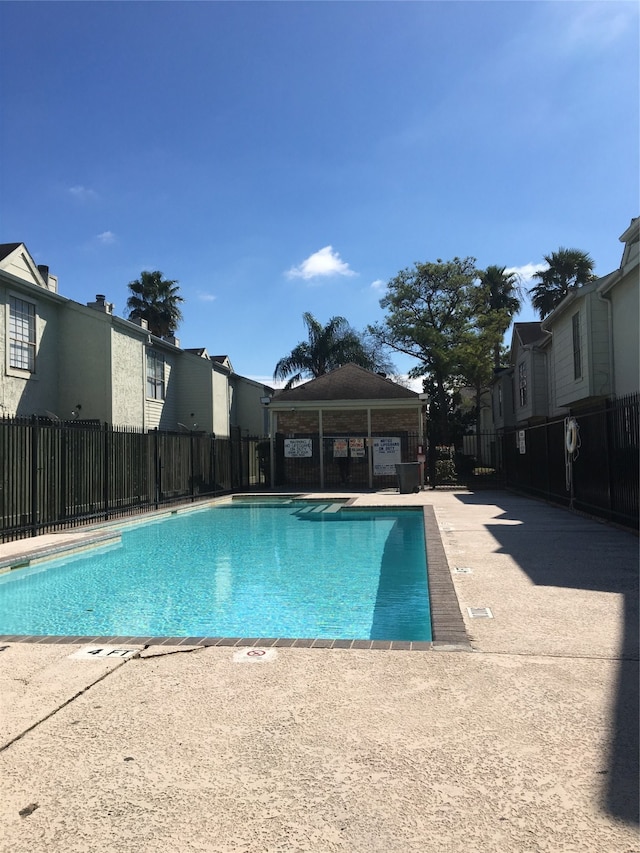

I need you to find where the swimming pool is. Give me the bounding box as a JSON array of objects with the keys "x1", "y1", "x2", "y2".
[{"x1": 0, "y1": 500, "x2": 432, "y2": 642}]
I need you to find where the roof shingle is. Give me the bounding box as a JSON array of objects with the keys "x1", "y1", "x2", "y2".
[{"x1": 272, "y1": 363, "x2": 419, "y2": 402}]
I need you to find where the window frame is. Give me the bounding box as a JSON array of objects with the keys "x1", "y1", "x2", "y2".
[
  {"x1": 8, "y1": 294, "x2": 37, "y2": 374},
  {"x1": 518, "y1": 361, "x2": 527, "y2": 408},
  {"x1": 146, "y1": 350, "x2": 165, "y2": 401}
]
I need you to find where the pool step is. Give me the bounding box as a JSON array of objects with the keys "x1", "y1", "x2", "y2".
[
  {"x1": 296, "y1": 503, "x2": 344, "y2": 517},
  {"x1": 323, "y1": 503, "x2": 344, "y2": 514}
]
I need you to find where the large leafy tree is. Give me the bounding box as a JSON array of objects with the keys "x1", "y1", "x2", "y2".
[
  {"x1": 126, "y1": 271, "x2": 184, "y2": 337},
  {"x1": 529, "y1": 248, "x2": 596, "y2": 319},
  {"x1": 475, "y1": 265, "x2": 522, "y2": 368},
  {"x1": 457, "y1": 305, "x2": 508, "y2": 458},
  {"x1": 274, "y1": 312, "x2": 392, "y2": 389},
  {"x1": 369, "y1": 257, "x2": 478, "y2": 444}
]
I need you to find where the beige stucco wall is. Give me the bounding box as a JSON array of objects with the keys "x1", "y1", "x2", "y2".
[
  {"x1": 610, "y1": 270, "x2": 639, "y2": 397},
  {"x1": 175, "y1": 352, "x2": 215, "y2": 434},
  {"x1": 231, "y1": 375, "x2": 270, "y2": 436},
  {"x1": 57, "y1": 303, "x2": 113, "y2": 423},
  {"x1": 0, "y1": 281, "x2": 62, "y2": 417},
  {"x1": 110, "y1": 323, "x2": 146, "y2": 428}
]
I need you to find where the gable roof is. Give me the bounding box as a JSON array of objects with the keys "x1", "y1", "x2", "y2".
[
  {"x1": 0, "y1": 242, "x2": 22, "y2": 262},
  {"x1": 0, "y1": 241, "x2": 55, "y2": 292},
  {"x1": 272, "y1": 363, "x2": 419, "y2": 403},
  {"x1": 514, "y1": 322, "x2": 548, "y2": 347}
]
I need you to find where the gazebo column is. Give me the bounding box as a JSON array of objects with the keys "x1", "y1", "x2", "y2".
[
  {"x1": 367, "y1": 407, "x2": 373, "y2": 490},
  {"x1": 269, "y1": 409, "x2": 276, "y2": 488},
  {"x1": 318, "y1": 409, "x2": 324, "y2": 490}
]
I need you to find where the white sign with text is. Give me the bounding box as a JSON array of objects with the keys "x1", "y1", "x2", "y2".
[
  {"x1": 372, "y1": 437, "x2": 401, "y2": 475},
  {"x1": 284, "y1": 438, "x2": 313, "y2": 458}
]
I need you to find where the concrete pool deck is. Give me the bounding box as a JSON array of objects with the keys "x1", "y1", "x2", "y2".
[{"x1": 0, "y1": 489, "x2": 638, "y2": 852}]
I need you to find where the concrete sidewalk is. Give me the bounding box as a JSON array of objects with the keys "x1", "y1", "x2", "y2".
[{"x1": 0, "y1": 490, "x2": 638, "y2": 852}]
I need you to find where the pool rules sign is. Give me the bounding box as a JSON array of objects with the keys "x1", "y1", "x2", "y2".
[
  {"x1": 372, "y1": 437, "x2": 401, "y2": 475},
  {"x1": 284, "y1": 438, "x2": 312, "y2": 457}
]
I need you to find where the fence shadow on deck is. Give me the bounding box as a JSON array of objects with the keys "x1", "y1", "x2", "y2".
[{"x1": 455, "y1": 490, "x2": 639, "y2": 825}]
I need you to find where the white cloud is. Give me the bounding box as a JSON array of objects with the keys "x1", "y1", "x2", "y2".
[
  {"x1": 96, "y1": 231, "x2": 116, "y2": 245},
  {"x1": 69, "y1": 185, "x2": 98, "y2": 201},
  {"x1": 197, "y1": 291, "x2": 217, "y2": 302},
  {"x1": 370, "y1": 279, "x2": 386, "y2": 292},
  {"x1": 505, "y1": 263, "x2": 546, "y2": 284},
  {"x1": 563, "y1": 4, "x2": 634, "y2": 51},
  {"x1": 287, "y1": 246, "x2": 357, "y2": 280}
]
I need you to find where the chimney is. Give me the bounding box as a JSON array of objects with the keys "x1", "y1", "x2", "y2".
[
  {"x1": 87, "y1": 293, "x2": 114, "y2": 314},
  {"x1": 37, "y1": 264, "x2": 57, "y2": 292}
]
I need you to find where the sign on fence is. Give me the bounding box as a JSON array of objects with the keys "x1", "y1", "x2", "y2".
[
  {"x1": 518, "y1": 430, "x2": 526, "y2": 454},
  {"x1": 284, "y1": 438, "x2": 313, "y2": 458},
  {"x1": 372, "y1": 437, "x2": 401, "y2": 475},
  {"x1": 349, "y1": 437, "x2": 365, "y2": 457},
  {"x1": 333, "y1": 438, "x2": 348, "y2": 458}
]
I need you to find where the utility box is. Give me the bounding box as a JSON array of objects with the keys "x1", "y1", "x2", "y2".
[{"x1": 395, "y1": 462, "x2": 421, "y2": 493}]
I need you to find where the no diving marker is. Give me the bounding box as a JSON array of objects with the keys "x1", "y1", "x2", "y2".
[
  {"x1": 70, "y1": 646, "x2": 139, "y2": 660},
  {"x1": 233, "y1": 647, "x2": 278, "y2": 663}
]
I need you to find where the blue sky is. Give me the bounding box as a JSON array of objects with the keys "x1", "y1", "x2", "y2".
[{"x1": 1, "y1": 1, "x2": 638, "y2": 387}]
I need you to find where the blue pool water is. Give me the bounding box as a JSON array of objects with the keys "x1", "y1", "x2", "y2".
[{"x1": 0, "y1": 501, "x2": 432, "y2": 641}]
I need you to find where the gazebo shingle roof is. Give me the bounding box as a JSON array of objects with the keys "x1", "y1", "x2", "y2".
[{"x1": 272, "y1": 363, "x2": 419, "y2": 403}]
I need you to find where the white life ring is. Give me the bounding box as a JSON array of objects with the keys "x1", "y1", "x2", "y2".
[{"x1": 565, "y1": 418, "x2": 578, "y2": 454}]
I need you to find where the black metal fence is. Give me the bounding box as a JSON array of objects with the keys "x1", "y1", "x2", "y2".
[
  {"x1": 3, "y1": 396, "x2": 636, "y2": 541},
  {"x1": 272, "y1": 431, "x2": 423, "y2": 490},
  {"x1": 503, "y1": 393, "x2": 639, "y2": 530},
  {"x1": 0, "y1": 417, "x2": 269, "y2": 542},
  {"x1": 270, "y1": 431, "x2": 506, "y2": 490}
]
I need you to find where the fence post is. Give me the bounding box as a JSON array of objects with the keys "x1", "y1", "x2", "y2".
[
  {"x1": 544, "y1": 418, "x2": 551, "y2": 497},
  {"x1": 211, "y1": 434, "x2": 217, "y2": 495},
  {"x1": 103, "y1": 422, "x2": 110, "y2": 521},
  {"x1": 605, "y1": 399, "x2": 614, "y2": 520},
  {"x1": 30, "y1": 416, "x2": 38, "y2": 538},
  {"x1": 153, "y1": 428, "x2": 160, "y2": 509},
  {"x1": 190, "y1": 430, "x2": 195, "y2": 500}
]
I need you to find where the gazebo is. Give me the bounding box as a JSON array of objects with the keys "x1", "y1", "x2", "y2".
[{"x1": 264, "y1": 364, "x2": 426, "y2": 490}]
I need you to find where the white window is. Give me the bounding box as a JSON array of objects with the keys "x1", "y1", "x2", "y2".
[
  {"x1": 9, "y1": 296, "x2": 36, "y2": 372},
  {"x1": 146, "y1": 351, "x2": 165, "y2": 400}
]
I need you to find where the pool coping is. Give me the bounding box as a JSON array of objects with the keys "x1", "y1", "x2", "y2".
[{"x1": 0, "y1": 501, "x2": 471, "y2": 652}]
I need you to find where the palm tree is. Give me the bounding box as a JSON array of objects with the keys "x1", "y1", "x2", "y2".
[
  {"x1": 126, "y1": 271, "x2": 184, "y2": 337},
  {"x1": 274, "y1": 312, "x2": 388, "y2": 389},
  {"x1": 529, "y1": 248, "x2": 596, "y2": 319},
  {"x1": 476, "y1": 265, "x2": 522, "y2": 368}
]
